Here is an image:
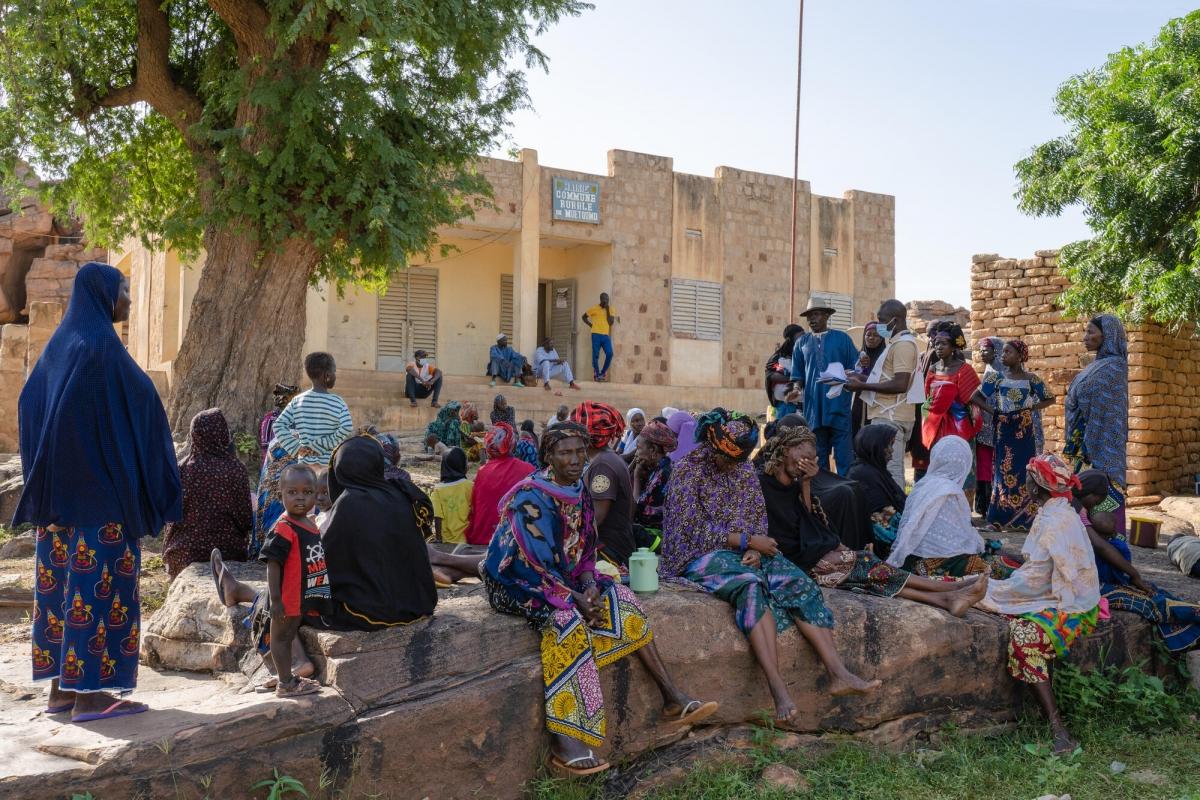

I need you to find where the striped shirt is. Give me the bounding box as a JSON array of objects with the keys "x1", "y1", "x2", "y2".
[{"x1": 271, "y1": 390, "x2": 353, "y2": 466}]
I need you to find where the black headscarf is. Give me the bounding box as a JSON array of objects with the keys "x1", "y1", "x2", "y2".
[
  {"x1": 764, "y1": 324, "x2": 805, "y2": 404},
  {"x1": 323, "y1": 436, "x2": 436, "y2": 627},
  {"x1": 440, "y1": 447, "x2": 469, "y2": 482},
  {"x1": 847, "y1": 425, "x2": 907, "y2": 513}
]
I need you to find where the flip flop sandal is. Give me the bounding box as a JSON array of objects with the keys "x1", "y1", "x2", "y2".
[
  {"x1": 46, "y1": 702, "x2": 75, "y2": 714},
  {"x1": 275, "y1": 676, "x2": 321, "y2": 698},
  {"x1": 210, "y1": 549, "x2": 227, "y2": 605},
  {"x1": 668, "y1": 699, "x2": 719, "y2": 727},
  {"x1": 548, "y1": 751, "x2": 610, "y2": 777},
  {"x1": 73, "y1": 699, "x2": 148, "y2": 723},
  {"x1": 254, "y1": 677, "x2": 279, "y2": 693}
]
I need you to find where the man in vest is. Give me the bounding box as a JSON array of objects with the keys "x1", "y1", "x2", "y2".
[
  {"x1": 845, "y1": 299, "x2": 922, "y2": 487},
  {"x1": 789, "y1": 298, "x2": 859, "y2": 476}
]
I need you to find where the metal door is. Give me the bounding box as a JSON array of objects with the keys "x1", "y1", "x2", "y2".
[
  {"x1": 376, "y1": 267, "x2": 439, "y2": 371},
  {"x1": 549, "y1": 278, "x2": 577, "y2": 365}
]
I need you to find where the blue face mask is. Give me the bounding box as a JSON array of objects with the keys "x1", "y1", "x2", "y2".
[{"x1": 876, "y1": 320, "x2": 894, "y2": 344}]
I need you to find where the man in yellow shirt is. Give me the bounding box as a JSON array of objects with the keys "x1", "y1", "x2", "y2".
[{"x1": 582, "y1": 292, "x2": 619, "y2": 382}]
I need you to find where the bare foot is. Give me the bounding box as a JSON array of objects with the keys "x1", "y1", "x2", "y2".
[
  {"x1": 770, "y1": 690, "x2": 800, "y2": 725},
  {"x1": 947, "y1": 575, "x2": 989, "y2": 617},
  {"x1": 829, "y1": 673, "x2": 882, "y2": 697},
  {"x1": 431, "y1": 566, "x2": 455, "y2": 586}
]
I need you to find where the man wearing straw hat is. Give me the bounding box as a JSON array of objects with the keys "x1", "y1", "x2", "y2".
[{"x1": 789, "y1": 297, "x2": 858, "y2": 475}]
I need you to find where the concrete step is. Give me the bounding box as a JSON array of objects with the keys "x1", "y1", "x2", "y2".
[{"x1": 333, "y1": 369, "x2": 766, "y2": 435}]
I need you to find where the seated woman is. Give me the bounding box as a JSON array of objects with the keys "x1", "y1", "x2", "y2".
[
  {"x1": 662, "y1": 409, "x2": 881, "y2": 727},
  {"x1": 483, "y1": 422, "x2": 717, "y2": 777},
  {"x1": 757, "y1": 414, "x2": 873, "y2": 550},
  {"x1": 845, "y1": 424, "x2": 907, "y2": 556},
  {"x1": 425, "y1": 401, "x2": 462, "y2": 454},
  {"x1": 666, "y1": 410, "x2": 699, "y2": 463},
  {"x1": 977, "y1": 455, "x2": 1100, "y2": 754},
  {"x1": 886, "y1": 436, "x2": 1021, "y2": 579},
  {"x1": 1075, "y1": 471, "x2": 1200, "y2": 653},
  {"x1": 630, "y1": 420, "x2": 678, "y2": 552},
  {"x1": 516, "y1": 420, "x2": 540, "y2": 467},
  {"x1": 163, "y1": 408, "x2": 253, "y2": 578},
  {"x1": 464, "y1": 422, "x2": 536, "y2": 545},
  {"x1": 460, "y1": 403, "x2": 485, "y2": 462},
  {"x1": 212, "y1": 436, "x2": 441, "y2": 685},
  {"x1": 759, "y1": 426, "x2": 988, "y2": 617}
]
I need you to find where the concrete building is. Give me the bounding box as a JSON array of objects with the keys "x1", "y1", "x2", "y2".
[{"x1": 113, "y1": 148, "x2": 895, "y2": 392}]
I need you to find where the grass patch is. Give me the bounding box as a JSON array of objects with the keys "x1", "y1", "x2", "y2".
[{"x1": 531, "y1": 663, "x2": 1200, "y2": 800}]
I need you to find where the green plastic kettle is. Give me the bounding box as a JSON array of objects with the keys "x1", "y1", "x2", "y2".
[{"x1": 628, "y1": 547, "x2": 659, "y2": 593}]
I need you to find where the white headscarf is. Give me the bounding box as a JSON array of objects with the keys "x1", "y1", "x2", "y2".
[
  {"x1": 617, "y1": 408, "x2": 645, "y2": 454},
  {"x1": 886, "y1": 436, "x2": 984, "y2": 567}
]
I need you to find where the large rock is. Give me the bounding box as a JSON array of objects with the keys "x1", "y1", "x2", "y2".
[
  {"x1": 1159, "y1": 496, "x2": 1200, "y2": 536},
  {"x1": 6, "y1": 556, "x2": 1181, "y2": 800}
]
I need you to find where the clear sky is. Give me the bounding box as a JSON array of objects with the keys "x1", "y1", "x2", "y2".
[{"x1": 492, "y1": 0, "x2": 1196, "y2": 309}]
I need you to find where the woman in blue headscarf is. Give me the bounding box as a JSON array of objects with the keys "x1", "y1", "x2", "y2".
[
  {"x1": 17, "y1": 263, "x2": 181, "y2": 723},
  {"x1": 1064, "y1": 315, "x2": 1129, "y2": 536}
]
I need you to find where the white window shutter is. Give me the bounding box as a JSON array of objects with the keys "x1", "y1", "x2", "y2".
[{"x1": 670, "y1": 279, "x2": 722, "y2": 341}]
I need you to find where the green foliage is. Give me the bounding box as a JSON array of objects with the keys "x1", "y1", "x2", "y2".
[
  {"x1": 251, "y1": 769, "x2": 309, "y2": 800},
  {"x1": 233, "y1": 431, "x2": 260, "y2": 457},
  {"x1": 1015, "y1": 10, "x2": 1200, "y2": 329},
  {"x1": 0, "y1": 0, "x2": 589, "y2": 286},
  {"x1": 1053, "y1": 659, "x2": 1191, "y2": 731}
]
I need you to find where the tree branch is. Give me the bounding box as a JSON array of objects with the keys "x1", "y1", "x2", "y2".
[{"x1": 206, "y1": 0, "x2": 272, "y2": 63}]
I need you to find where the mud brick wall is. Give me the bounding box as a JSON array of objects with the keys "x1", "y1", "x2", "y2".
[
  {"x1": 0, "y1": 301, "x2": 65, "y2": 452},
  {"x1": 970, "y1": 251, "x2": 1200, "y2": 499}
]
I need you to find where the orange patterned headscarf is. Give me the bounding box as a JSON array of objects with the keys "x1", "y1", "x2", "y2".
[{"x1": 696, "y1": 408, "x2": 758, "y2": 462}]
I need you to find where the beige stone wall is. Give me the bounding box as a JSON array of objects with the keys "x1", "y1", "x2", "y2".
[
  {"x1": 907, "y1": 299, "x2": 971, "y2": 337},
  {"x1": 848, "y1": 190, "x2": 896, "y2": 330},
  {"x1": 970, "y1": 251, "x2": 1200, "y2": 499},
  {"x1": 0, "y1": 301, "x2": 65, "y2": 451}
]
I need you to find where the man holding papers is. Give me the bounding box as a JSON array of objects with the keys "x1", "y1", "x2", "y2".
[{"x1": 790, "y1": 298, "x2": 858, "y2": 475}]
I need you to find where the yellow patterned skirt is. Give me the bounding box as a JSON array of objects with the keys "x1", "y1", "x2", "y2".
[{"x1": 540, "y1": 582, "x2": 652, "y2": 746}]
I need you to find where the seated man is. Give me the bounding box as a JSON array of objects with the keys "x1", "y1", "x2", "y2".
[
  {"x1": 758, "y1": 425, "x2": 988, "y2": 617},
  {"x1": 404, "y1": 349, "x2": 443, "y2": 408},
  {"x1": 546, "y1": 404, "x2": 569, "y2": 431},
  {"x1": 488, "y1": 334, "x2": 528, "y2": 388},
  {"x1": 534, "y1": 336, "x2": 580, "y2": 392}
]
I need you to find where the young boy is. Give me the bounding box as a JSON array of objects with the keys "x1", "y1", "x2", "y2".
[
  {"x1": 259, "y1": 464, "x2": 331, "y2": 697},
  {"x1": 272, "y1": 352, "x2": 353, "y2": 466}
]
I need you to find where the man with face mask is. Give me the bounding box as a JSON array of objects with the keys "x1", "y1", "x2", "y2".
[
  {"x1": 405, "y1": 349, "x2": 444, "y2": 408},
  {"x1": 845, "y1": 299, "x2": 921, "y2": 487}
]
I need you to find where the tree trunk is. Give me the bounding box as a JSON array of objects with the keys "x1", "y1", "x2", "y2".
[{"x1": 167, "y1": 228, "x2": 319, "y2": 436}]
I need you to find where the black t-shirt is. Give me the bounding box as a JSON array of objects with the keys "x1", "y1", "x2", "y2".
[
  {"x1": 259, "y1": 516, "x2": 332, "y2": 616},
  {"x1": 586, "y1": 450, "x2": 636, "y2": 565},
  {"x1": 758, "y1": 472, "x2": 840, "y2": 571}
]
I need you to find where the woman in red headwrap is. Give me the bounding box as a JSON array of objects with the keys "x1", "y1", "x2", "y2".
[
  {"x1": 977, "y1": 454, "x2": 1098, "y2": 755},
  {"x1": 922, "y1": 324, "x2": 981, "y2": 500},
  {"x1": 463, "y1": 422, "x2": 536, "y2": 545}
]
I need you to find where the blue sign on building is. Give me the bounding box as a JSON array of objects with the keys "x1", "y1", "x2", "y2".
[{"x1": 552, "y1": 177, "x2": 600, "y2": 224}]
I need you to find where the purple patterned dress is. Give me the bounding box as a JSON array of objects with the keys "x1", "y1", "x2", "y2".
[{"x1": 662, "y1": 448, "x2": 833, "y2": 634}]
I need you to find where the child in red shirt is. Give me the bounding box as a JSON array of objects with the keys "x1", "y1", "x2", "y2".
[{"x1": 258, "y1": 464, "x2": 331, "y2": 697}]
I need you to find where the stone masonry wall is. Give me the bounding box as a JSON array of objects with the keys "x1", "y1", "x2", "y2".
[
  {"x1": 970, "y1": 251, "x2": 1200, "y2": 499},
  {"x1": 25, "y1": 243, "x2": 109, "y2": 308},
  {"x1": 0, "y1": 302, "x2": 65, "y2": 452}
]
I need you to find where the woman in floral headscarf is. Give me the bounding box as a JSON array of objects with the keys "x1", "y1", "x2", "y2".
[
  {"x1": 1064, "y1": 314, "x2": 1129, "y2": 535},
  {"x1": 662, "y1": 409, "x2": 881, "y2": 724},
  {"x1": 425, "y1": 401, "x2": 462, "y2": 452},
  {"x1": 463, "y1": 422, "x2": 535, "y2": 545},
  {"x1": 978, "y1": 453, "x2": 1098, "y2": 755},
  {"x1": 922, "y1": 323, "x2": 981, "y2": 498}
]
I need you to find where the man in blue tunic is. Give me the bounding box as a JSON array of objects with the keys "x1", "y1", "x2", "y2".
[{"x1": 790, "y1": 299, "x2": 858, "y2": 475}]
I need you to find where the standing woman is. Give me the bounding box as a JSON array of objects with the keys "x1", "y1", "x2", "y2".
[
  {"x1": 765, "y1": 324, "x2": 804, "y2": 419},
  {"x1": 850, "y1": 322, "x2": 887, "y2": 438},
  {"x1": 973, "y1": 340, "x2": 1054, "y2": 530},
  {"x1": 1064, "y1": 315, "x2": 1129, "y2": 536},
  {"x1": 974, "y1": 337, "x2": 1004, "y2": 516},
  {"x1": 922, "y1": 324, "x2": 981, "y2": 500},
  {"x1": 18, "y1": 263, "x2": 181, "y2": 722}
]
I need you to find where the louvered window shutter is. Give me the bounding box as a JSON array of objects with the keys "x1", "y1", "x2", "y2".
[{"x1": 670, "y1": 279, "x2": 722, "y2": 341}]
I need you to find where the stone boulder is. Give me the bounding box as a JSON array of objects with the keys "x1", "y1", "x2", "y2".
[
  {"x1": 40, "y1": 558, "x2": 1174, "y2": 800},
  {"x1": 1159, "y1": 497, "x2": 1200, "y2": 537}
]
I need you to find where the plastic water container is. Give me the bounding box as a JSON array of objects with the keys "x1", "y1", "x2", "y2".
[{"x1": 628, "y1": 547, "x2": 659, "y2": 593}]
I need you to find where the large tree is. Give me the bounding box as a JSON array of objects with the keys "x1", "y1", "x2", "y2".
[
  {"x1": 0, "y1": 0, "x2": 585, "y2": 431},
  {"x1": 1015, "y1": 10, "x2": 1200, "y2": 331}
]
